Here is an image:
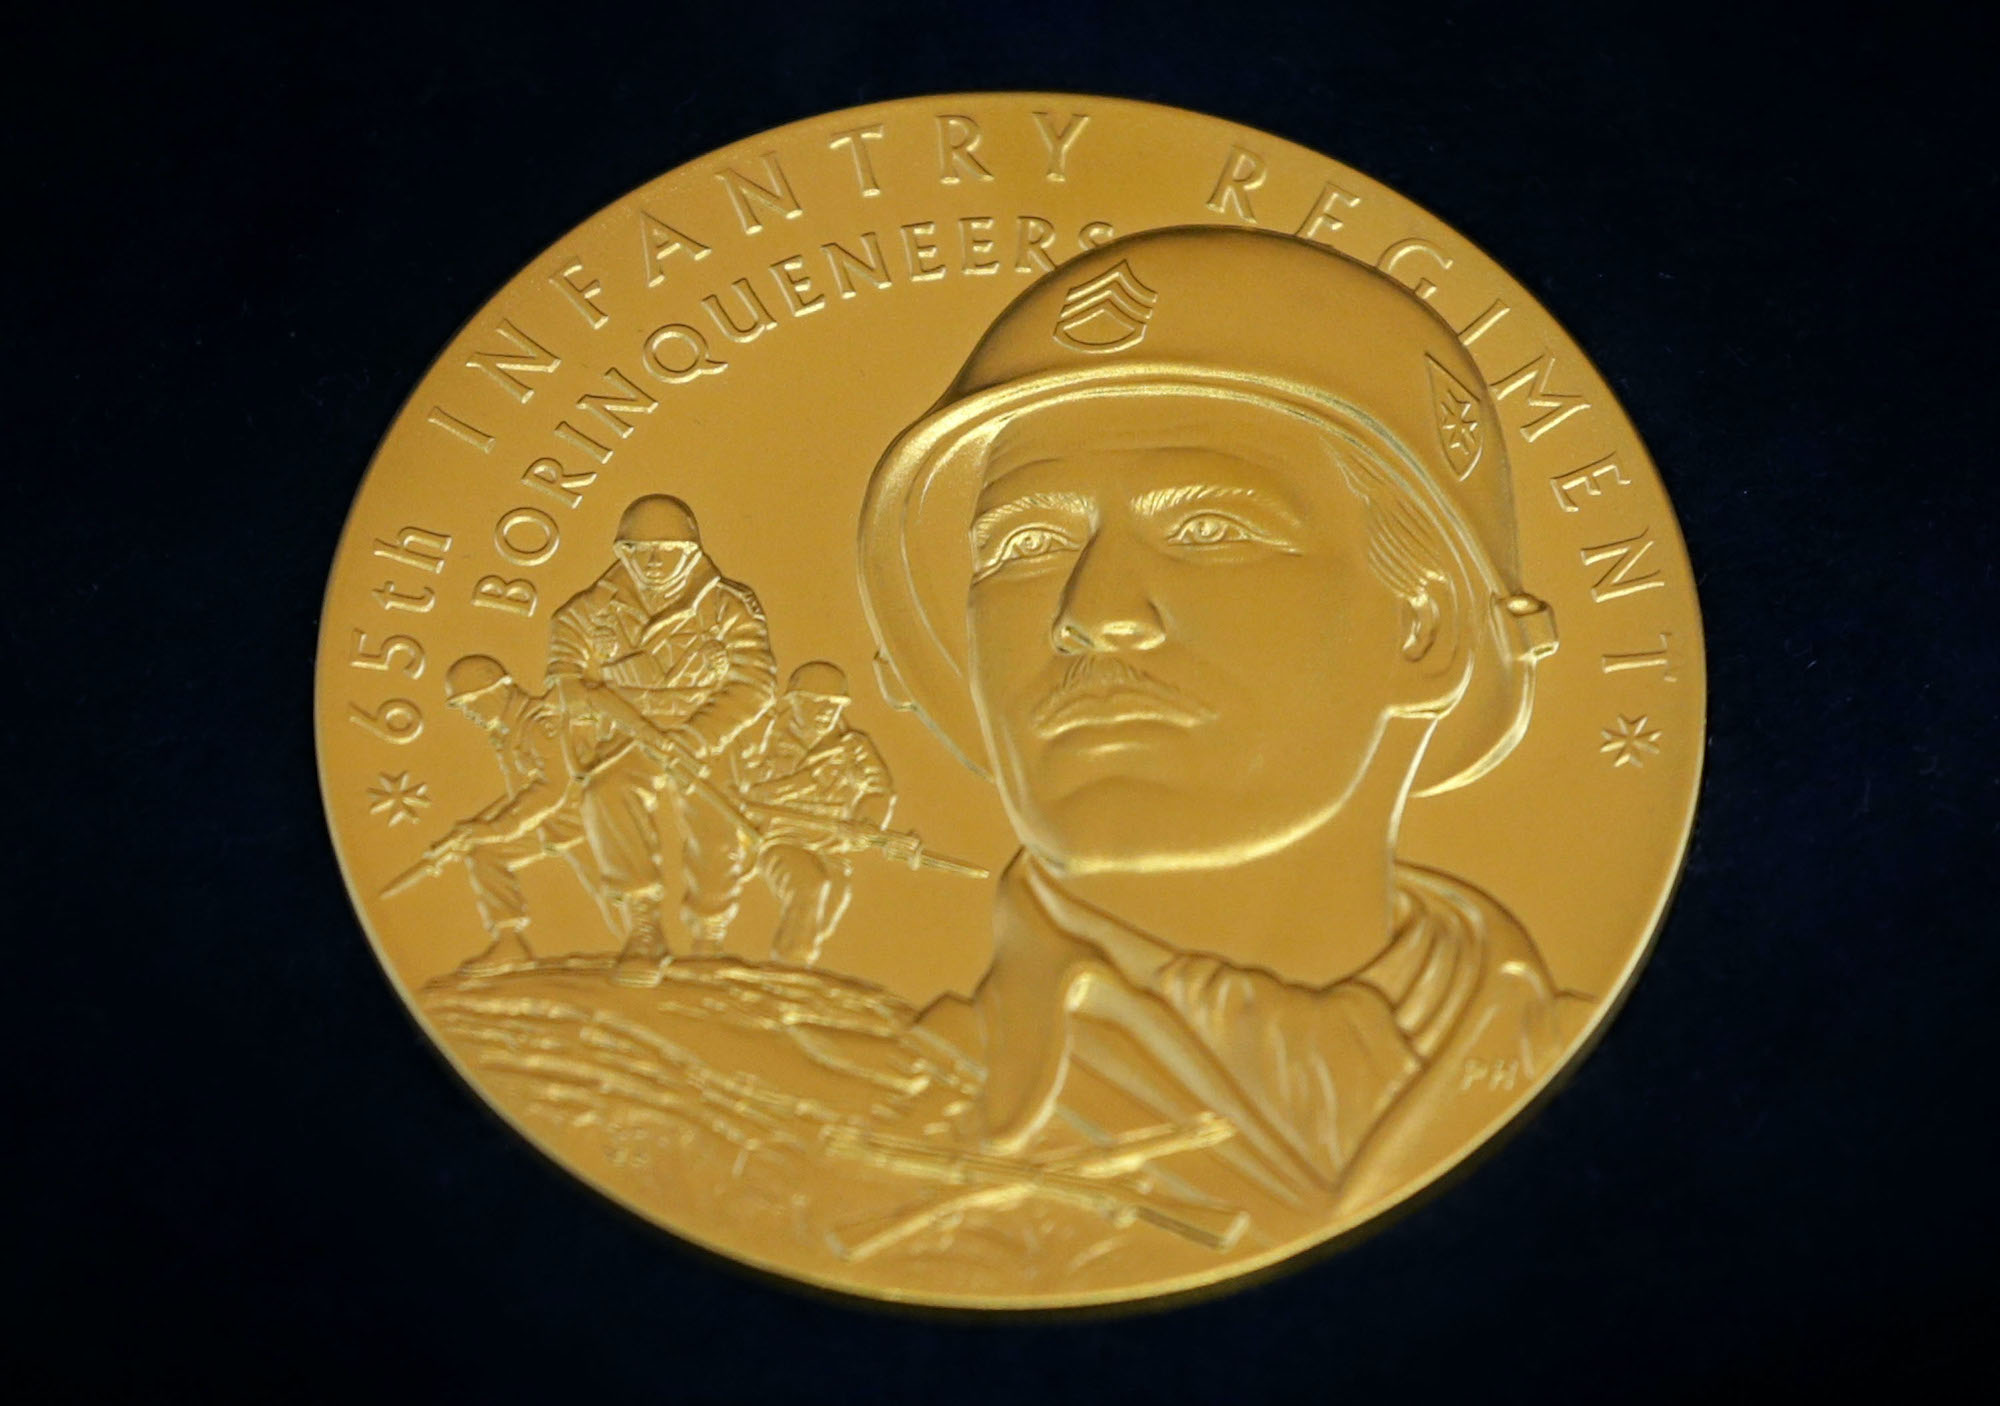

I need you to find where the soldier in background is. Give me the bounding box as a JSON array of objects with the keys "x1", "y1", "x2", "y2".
[
  {"x1": 546, "y1": 495, "x2": 777, "y2": 979},
  {"x1": 411, "y1": 654, "x2": 596, "y2": 974},
  {"x1": 735, "y1": 661, "x2": 898, "y2": 967}
]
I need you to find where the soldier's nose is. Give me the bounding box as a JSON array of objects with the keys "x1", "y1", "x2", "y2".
[{"x1": 1052, "y1": 537, "x2": 1166, "y2": 654}]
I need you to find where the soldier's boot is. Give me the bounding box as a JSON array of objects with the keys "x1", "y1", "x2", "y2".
[
  {"x1": 772, "y1": 930, "x2": 826, "y2": 969},
  {"x1": 611, "y1": 891, "x2": 671, "y2": 988},
  {"x1": 683, "y1": 905, "x2": 734, "y2": 958},
  {"x1": 770, "y1": 905, "x2": 827, "y2": 969},
  {"x1": 770, "y1": 862, "x2": 844, "y2": 969},
  {"x1": 459, "y1": 922, "x2": 533, "y2": 977}
]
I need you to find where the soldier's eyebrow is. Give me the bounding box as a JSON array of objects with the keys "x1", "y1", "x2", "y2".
[
  {"x1": 1130, "y1": 483, "x2": 1302, "y2": 526},
  {"x1": 970, "y1": 490, "x2": 1094, "y2": 550}
]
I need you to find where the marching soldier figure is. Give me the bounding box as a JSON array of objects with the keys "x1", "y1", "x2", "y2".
[
  {"x1": 736, "y1": 661, "x2": 898, "y2": 967},
  {"x1": 395, "y1": 654, "x2": 595, "y2": 974},
  {"x1": 547, "y1": 494, "x2": 778, "y2": 981}
]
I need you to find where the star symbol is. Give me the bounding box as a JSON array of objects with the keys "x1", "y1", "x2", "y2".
[
  {"x1": 368, "y1": 771, "x2": 432, "y2": 826},
  {"x1": 1600, "y1": 715, "x2": 1663, "y2": 769},
  {"x1": 1438, "y1": 391, "x2": 1479, "y2": 459}
]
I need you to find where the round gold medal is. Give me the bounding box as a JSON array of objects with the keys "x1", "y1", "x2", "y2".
[{"x1": 316, "y1": 94, "x2": 1704, "y2": 1308}]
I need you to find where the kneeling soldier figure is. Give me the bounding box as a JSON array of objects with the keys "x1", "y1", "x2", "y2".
[{"x1": 736, "y1": 661, "x2": 895, "y2": 967}]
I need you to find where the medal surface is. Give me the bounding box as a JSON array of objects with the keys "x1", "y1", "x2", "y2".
[{"x1": 316, "y1": 94, "x2": 1704, "y2": 1308}]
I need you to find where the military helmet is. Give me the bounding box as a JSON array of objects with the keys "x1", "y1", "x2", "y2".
[
  {"x1": 859, "y1": 226, "x2": 1557, "y2": 796},
  {"x1": 615, "y1": 494, "x2": 701, "y2": 545},
  {"x1": 444, "y1": 654, "x2": 511, "y2": 701},
  {"x1": 787, "y1": 660, "x2": 850, "y2": 700}
]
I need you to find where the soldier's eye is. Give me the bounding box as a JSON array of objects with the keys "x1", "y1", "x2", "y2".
[
  {"x1": 1168, "y1": 511, "x2": 1271, "y2": 548},
  {"x1": 984, "y1": 524, "x2": 1080, "y2": 572}
]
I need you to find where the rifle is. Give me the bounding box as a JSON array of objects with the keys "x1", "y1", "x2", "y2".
[
  {"x1": 617, "y1": 730, "x2": 767, "y2": 848},
  {"x1": 378, "y1": 830, "x2": 475, "y2": 898},
  {"x1": 378, "y1": 791, "x2": 515, "y2": 899},
  {"x1": 739, "y1": 799, "x2": 989, "y2": 879},
  {"x1": 617, "y1": 727, "x2": 990, "y2": 881}
]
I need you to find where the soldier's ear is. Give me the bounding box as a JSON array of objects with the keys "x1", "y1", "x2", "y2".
[
  {"x1": 1398, "y1": 589, "x2": 1440, "y2": 663},
  {"x1": 1394, "y1": 577, "x2": 1470, "y2": 718}
]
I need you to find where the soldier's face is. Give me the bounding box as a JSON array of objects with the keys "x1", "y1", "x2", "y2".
[
  {"x1": 965, "y1": 395, "x2": 1410, "y2": 874},
  {"x1": 449, "y1": 691, "x2": 502, "y2": 730},
  {"x1": 617, "y1": 540, "x2": 699, "y2": 594},
  {"x1": 794, "y1": 694, "x2": 846, "y2": 734}
]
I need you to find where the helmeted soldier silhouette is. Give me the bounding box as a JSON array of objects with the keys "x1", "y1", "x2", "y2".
[
  {"x1": 734, "y1": 661, "x2": 896, "y2": 967},
  {"x1": 547, "y1": 494, "x2": 777, "y2": 980}
]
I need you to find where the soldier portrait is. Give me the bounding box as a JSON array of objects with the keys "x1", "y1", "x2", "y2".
[{"x1": 861, "y1": 226, "x2": 1591, "y2": 1211}]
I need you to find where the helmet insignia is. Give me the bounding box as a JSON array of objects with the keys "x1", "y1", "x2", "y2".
[
  {"x1": 1426, "y1": 355, "x2": 1485, "y2": 480},
  {"x1": 1053, "y1": 260, "x2": 1158, "y2": 353}
]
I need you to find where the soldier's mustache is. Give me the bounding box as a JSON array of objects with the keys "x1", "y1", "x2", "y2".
[{"x1": 1032, "y1": 656, "x2": 1215, "y2": 735}]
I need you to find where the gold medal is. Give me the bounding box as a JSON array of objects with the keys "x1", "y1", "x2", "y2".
[{"x1": 316, "y1": 94, "x2": 1704, "y2": 1308}]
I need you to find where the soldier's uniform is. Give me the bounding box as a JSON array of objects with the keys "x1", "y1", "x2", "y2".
[
  {"x1": 735, "y1": 678, "x2": 894, "y2": 966},
  {"x1": 547, "y1": 539, "x2": 776, "y2": 952},
  {"x1": 458, "y1": 685, "x2": 589, "y2": 942}
]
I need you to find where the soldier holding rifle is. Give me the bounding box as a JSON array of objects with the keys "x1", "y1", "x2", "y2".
[{"x1": 381, "y1": 654, "x2": 596, "y2": 974}]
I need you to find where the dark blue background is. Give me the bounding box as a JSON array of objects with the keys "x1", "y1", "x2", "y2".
[{"x1": 15, "y1": 3, "x2": 1995, "y2": 1398}]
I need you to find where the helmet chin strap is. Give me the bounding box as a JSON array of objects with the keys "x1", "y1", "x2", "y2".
[{"x1": 1498, "y1": 593, "x2": 1559, "y2": 662}]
